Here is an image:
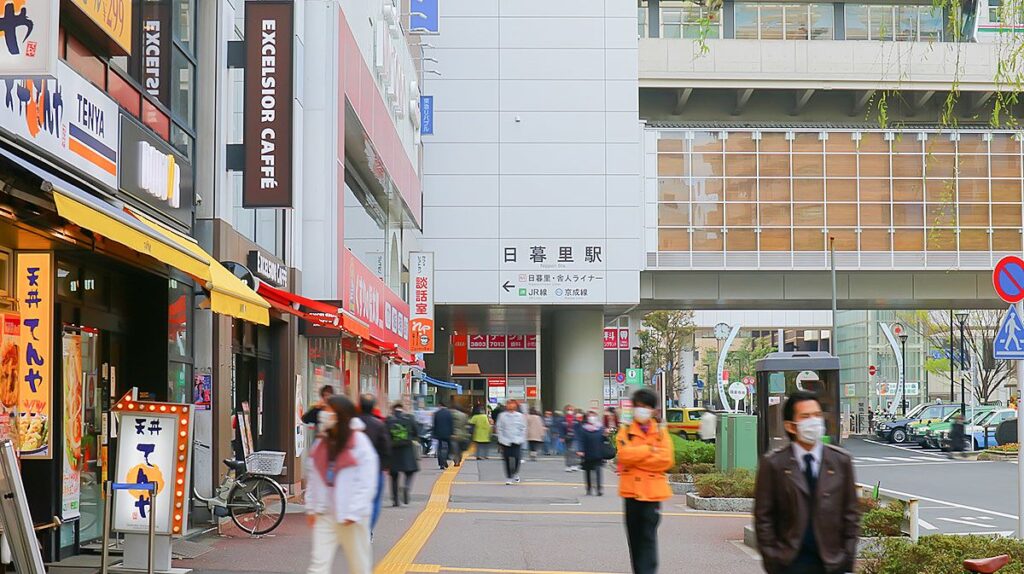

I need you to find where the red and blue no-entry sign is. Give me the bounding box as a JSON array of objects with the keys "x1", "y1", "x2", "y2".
[{"x1": 994, "y1": 256, "x2": 1024, "y2": 304}]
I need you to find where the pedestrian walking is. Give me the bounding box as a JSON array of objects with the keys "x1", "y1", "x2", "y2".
[
  {"x1": 304, "y1": 395, "x2": 379, "y2": 574},
  {"x1": 576, "y1": 410, "x2": 606, "y2": 496},
  {"x1": 527, "y1": 407, "x2": 545, "y2": 461},
  {"x1": 358, "y1": 394, "x2": 391, "y2": 535},
  {"x1": 432, "y1": 401, "x2": 454, "y2": 470},
  {"x1": 470, "y1": 406, "x2": 493, "y2": 459},
  {"x1": 948, "y1": 414, "x2": 966, "y2": 458},
  {"x1": 754, "y1": 390, "x2": 860, "y2": 574},
  {"x1": 302, "y1": 385, "x2": 335, "y2": 430},
  {"x1": 543, "y1": 410, "x2": 555, "y2": 455},
  {"x1": 496, "y1": 399, "x2": 527, "y2": 484},
  {"x1": 552, "y1": 410, "x2": 566, "y2": 455},
  {"x1": 452, "y1": 405, "x2": 470, "y2": 466},
  {"x1": 385, "y1": 402, "x2": 420, "y2": 507},
  {"x1": 616, "y1": 388, "x2": 674, "y2": 574},
  {"x1": 603, "y1": 407, "x2": 620, "y2": 433},
  {"x1": 699, "y1": 410, "x2": 717, "y2": 442},
  {"x1": 561, "y1": 406, "x2": 580, "y2": 471}
]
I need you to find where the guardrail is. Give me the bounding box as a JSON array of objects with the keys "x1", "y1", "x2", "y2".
[{"x1": 858, "y1": 483, "x2": 920, "y2": 542}]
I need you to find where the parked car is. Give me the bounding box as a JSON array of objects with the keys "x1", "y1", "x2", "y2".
[
  {"x1": 942, "y1": 408, "x2": 1018, "y2": 450},
  {"x1": 665, "y1": 407, "x2": 706, "y2": 440},
  {"x1": 910, "y1": 408, "x2": 964, "y2": 447},
  {"x1": 922, "y1": 406, "x2": 995, "y2": 449},
  {"x1": 876, "y1": 402, "x2": 960, "y2": 444}
]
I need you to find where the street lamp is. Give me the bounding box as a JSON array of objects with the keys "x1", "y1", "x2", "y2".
[
  {"x1": 898, "y1": 332, "x2": 909, "y2": 416},
  {"x1": 955, "y1": 311, "x2": 969, "y2": 417}
]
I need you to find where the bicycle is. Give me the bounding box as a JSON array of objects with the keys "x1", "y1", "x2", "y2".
[
  {"x1": 964, "y1": 554, "x2": 1010, "y2": 573},
  {"x1": 191, "y1": 443, "x2": 287, "y2": 536}
]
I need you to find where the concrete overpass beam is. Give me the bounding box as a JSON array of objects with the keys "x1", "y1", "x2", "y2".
[{"x1": 546, "y1": 309, "x2": 604, "y2": 411}]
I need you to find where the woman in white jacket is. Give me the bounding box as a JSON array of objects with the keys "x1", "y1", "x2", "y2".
[
  {"x1": 495, "y1": 399, "x2": 528, "y2": 485},
  {"x1": 305, "y1": 395, "x2": 379, "y2": 574}
]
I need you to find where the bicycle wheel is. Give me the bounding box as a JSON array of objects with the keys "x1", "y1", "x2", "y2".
[{"x1": 227, "y1": 475, "x2": 286, "y2": 536}]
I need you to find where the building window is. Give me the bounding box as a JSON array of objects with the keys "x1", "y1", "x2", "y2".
[
  {"x1": 661, "y1": 2, "x2": 722, "y2": 39},
  {"x1": 732, "y1": 4, "x2": 834, "y2": 40},
  {"x1": 845, "y1": 5, "x2": 944, "y2": 41},
  {"x1": 639, "y1": 2, "x2": 648, "y2": 37}
]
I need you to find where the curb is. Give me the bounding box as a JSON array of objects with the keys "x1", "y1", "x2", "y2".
[{"x1": 686, "y1": 492, "x2": 754, "y2": 512}]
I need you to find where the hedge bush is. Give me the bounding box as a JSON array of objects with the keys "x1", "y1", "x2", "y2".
[
  {"x1": 861, "y1": 500, "x2": 905, "y2": 537},
  {"x1": 989, "y1": 442, "x2": 1019, "y2": 453},
  {"x1": 694, "y1": 469, "x2": 755, "y2": 498},
  {"x1": 860, "y1": 535, "x2": 1024, "y2": 574},
  {"x1": 671, "y1": 435, "x2": 715, "y2": 473}
]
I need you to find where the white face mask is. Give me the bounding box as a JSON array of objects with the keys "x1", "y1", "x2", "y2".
[
  {"x1": 587, "y1": 415, "x2": 600, "y2": 426},
  {"x1": 633, "y1": 407, "x2": 653, "y2": 423},
  {"x1": 565, "y1": 410, "x2": 574, "y2": 417},
  {"x1": 318, "y1": 410, "x2": 337, "y2": 431},
  {"x1": 796, "y1": 417, "x2": 825, "y2": 445}
]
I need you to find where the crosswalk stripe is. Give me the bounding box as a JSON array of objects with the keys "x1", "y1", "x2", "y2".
[
  {"x1": 918, "y1": 519, "x2": 938, "y2": 530},
  {"x1": 912, "y1": 456, "x2": 942, "y2": 461},
  {"x1": 855, "y1": 457, "x2": 885, "y2": 462},
  {"x1": 937, "y1": 517, "x2": 997, "y2": 528},
  {"x1": 883, "y1": 457, "x2": 920, "y2": 462}
]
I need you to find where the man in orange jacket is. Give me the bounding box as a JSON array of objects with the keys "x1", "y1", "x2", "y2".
[{"x1": 616, "y1": 388, "x2": 674, "y2": 574}]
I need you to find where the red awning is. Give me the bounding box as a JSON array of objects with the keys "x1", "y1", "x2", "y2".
[{"x1": 258, "y1": 283, "x2": 371, "y2": 339}]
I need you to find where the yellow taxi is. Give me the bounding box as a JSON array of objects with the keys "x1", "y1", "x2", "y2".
[{"x1": 665, "y1": 407, "x2": 706, "y2": 439}]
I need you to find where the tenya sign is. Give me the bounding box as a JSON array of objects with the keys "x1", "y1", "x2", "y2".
[
  {"x1": 0, "y1": 61, "x2": 120, "y2": 190},
  {"x1": 119, "y1": 115, "x2": 193, "y2": 226},
  {"x1": 111, "y1": 391, "x2": 194, "y2": 536},
  {"x1": 0, "y1": 0, "x2": 58, "y2": 77},
  {"x1": 243, "y1": 0, "x2": 293, "y2": 208}
]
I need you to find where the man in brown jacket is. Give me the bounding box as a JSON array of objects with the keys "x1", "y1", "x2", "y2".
[{"x1": 754, "y1": 391, "x2": 860, "y2": 574}]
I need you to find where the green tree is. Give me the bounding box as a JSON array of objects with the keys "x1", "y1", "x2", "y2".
[
  {"x1": 634, "y1": 310, "x2": 695, "y2": 399},
  {"x1": 698, "y1": 336, "x2": 775, "y2": 386},
  {"x1": 898, "y1": 310, "x2": 1014, "y2": 403}
]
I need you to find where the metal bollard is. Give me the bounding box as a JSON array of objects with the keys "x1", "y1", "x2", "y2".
[{"x1": 100, "y1": 482, "x2": 112, "y2": 574}]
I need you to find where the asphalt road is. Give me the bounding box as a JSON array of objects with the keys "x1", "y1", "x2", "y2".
[{"x1": 846, "y1": 437, "x2": 1021, "y2": 536}]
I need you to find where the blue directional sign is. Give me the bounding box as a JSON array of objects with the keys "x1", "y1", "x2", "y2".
[
  {"x1": 994, "y1": 304, "x2": 1024, "y2": 359},
  {"x1": 695, "y1": 379, "x2": 705, "y2": 390},
  {"x1": 409, "y1": 0, "x2": 440, "y2": 34},
  {"x1": 420, "y1": 96, "x2": 434, "y2": 135}
]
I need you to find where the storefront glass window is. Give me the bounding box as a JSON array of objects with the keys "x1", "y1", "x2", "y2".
[
  {"x1": 169, "y1": 362, "x2": 192, "y2": 403},
  {"x1": 308, "y1": 339, "x2": 343, "y2": 405},
  {"x1": 171, "y1": 50, "x2": 195, "y2": 125},
  {"x1": 360, "y1": 353, "x2": 380, "y2": 395}
]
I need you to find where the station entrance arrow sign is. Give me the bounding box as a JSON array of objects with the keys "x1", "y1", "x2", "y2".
[
  {"x1": 502, "y1": 281, "x2": 515, "y2": 293},
  {"x1": 995, "y1": 304, "x2": 1024, "y2": 360}
]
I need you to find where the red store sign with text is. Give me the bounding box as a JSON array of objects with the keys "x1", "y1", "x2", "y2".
[{"x1": 344, "y1": 251, "x2": 410, "y2": 354}]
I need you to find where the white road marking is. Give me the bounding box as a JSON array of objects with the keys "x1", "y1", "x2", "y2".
[
  {"x1": 883, "y1": 457, "x2": 921, "y2": 462},
  {"x1": 856, "y1": 461, "x2": 988, "y2": 468},
  {"x1": 874, "y1": 486, "x2": 1020, "y2": 520},
  {"x1": 854, "y1": 457, "x2": 885, "y2": 462},
  {"x1": 912, "y1": 456, "x2": 941, "y2": 461},
  {"x1": 862, "y1": 439, "x2": 948, "y2": 458},
  {"x1": 938, "y1": 517, "x2": 997, "y2": 528},
  {"x1": 918, "y1": 519, "x2": 938, "y2": 530}
]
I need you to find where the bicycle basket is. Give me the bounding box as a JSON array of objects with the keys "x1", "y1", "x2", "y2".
[{"x1": 245, "y1": 451, "x2": 286, "y2": 476}]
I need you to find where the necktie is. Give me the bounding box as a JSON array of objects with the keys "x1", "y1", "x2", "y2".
[{"x1": 803, "y1": 453, "x2": 816, "y2": 493}]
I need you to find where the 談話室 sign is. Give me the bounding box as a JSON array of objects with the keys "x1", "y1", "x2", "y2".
[
  {"x1": 112, "y1": 391, "x2": 194, "y2": 536},
  {"x1": 243, "y1": 0, "x2": 293, "y2": 208}
]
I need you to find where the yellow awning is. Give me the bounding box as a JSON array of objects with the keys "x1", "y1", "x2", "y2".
[
  {"x1": 52, "y1": 191, "x2": 211, "y2": 281},
  {"x1": 127, "y1": 212, "x2": 270, "y2": 326}
]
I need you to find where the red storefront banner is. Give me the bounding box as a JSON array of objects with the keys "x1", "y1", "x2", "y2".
[
  {"x1": 525, "y1": 335, "x2": 537, "y2": 349},
  {"x1": 603, "y1": 328, "x2": 618, "y2": 349},
  {"x1": 487, "y1": 335, "x2": 506, "y2": 349},
  {"x1": 469, "y1": 335, "x2": 488, "y2": 349},
  {"x1": 507, "y1": 335, "x2": 525, "y2": 349},
  {"x1": 343, "y1": 251, "x2": 410, "y2": 354},
  {"x1": 452, "y1": 335, "x2": 468, "y2": 366},
  {"x1": 618, "y1": 328, "x2": 630, "y2": 349}
]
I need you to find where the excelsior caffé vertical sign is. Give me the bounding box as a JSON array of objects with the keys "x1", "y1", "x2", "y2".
[{"x1": 243, "y1": 0, "x2": 293, "y2": 208}]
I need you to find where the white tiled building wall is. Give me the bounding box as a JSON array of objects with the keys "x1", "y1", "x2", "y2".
[{"x1": 420, "y1": 0, "x2": 643, "y2": 305}]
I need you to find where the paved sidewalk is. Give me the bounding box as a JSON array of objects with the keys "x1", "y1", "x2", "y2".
[{"x1": 166, "y1": 453, "x2": 760, "y2": 574}]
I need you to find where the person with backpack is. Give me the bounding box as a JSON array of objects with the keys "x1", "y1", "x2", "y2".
[
  {"x1": 385, "y1": 402, "x2": 420, "y2": 507},
  {"x1": 576, "y1": 410, "x2": 608, "y2": 496},
  {"x1": 358, "y1": 394, "x2": 391, "y2": 535},
  {"x1": 469, "y1": 406, "x2": 493, "y2": 459}
]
